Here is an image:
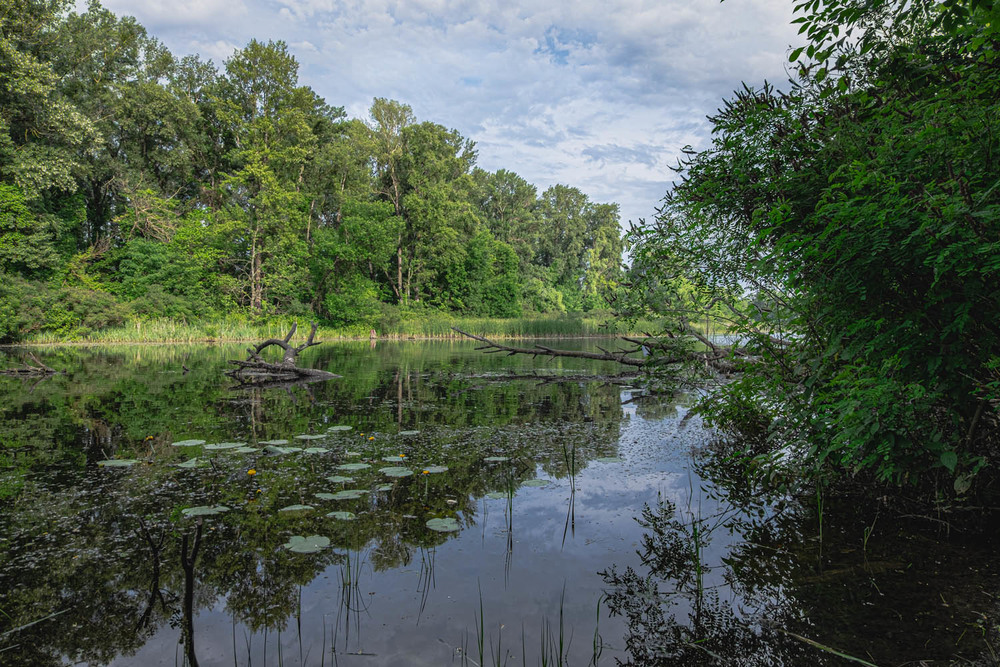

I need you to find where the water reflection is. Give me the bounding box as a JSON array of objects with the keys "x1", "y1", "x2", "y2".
[
  {"x1": 600, "y1": 444, "x2": 1000, "y2": 666},
  {"x1": 2, "y1": 342, "x2": 996, "y2": 665},
  {"x1": 0, "y1": 341, "x2": 633, "y2": 665}
]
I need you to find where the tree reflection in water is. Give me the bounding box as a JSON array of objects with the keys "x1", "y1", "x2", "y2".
[{"x1": 601, "y1": 446, "x2": 1000, "y2": 666}]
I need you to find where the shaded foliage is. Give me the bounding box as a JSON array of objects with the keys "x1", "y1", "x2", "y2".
[{"x1": 624, "y1": 0, "x2": 1000, "y2": 491}]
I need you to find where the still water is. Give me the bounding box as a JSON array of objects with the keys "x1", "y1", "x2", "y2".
[{"x1": 0, "y1": 340, "x2": 996, "y2": 666}]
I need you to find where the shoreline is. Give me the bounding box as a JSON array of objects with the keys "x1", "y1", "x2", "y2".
[{"x1": 0, "y1": 332, "x2": 641, "y2": 348}]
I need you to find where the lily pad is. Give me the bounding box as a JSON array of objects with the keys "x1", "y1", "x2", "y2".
[
  {"x1": 278, "y1": 504, "x2": 314, "y2": 512},
  {"x1": 264, "y1": 445, "x2": 297, "y2": 455},
  {"x1": 422, "y1": 465, "x2": 449, "y2": 474},
  {"x1": 344, "y1": 451, "x2": 362, "y2": 457},
  {"x1": 398, "y1": 430, "x2": 420, "y2": 436},
  {"x1": 327, "y1": 425, "x2": 353, "y2": 431},
  {"x1": 483, "y1": 456, "x2": 509, "y2": 462},
  {"x1": 380, "y1": 466, "x2": 413, "y2": 478},
  {"x1": 284, "y1": 535, "x2": 330, "y2": 554},
  {"x1": 426, "y1": 517, "x2": 461, "y2": 533},
  {"x1": 382, "y1": 455, "x2": 407, "y2": 462},
  {"x1": 337, "y1": 463, "x2": 370, "y2": 471},
  {"x1": 522, "y1": 479, "x2": 549, "y2": 487},
  {"x1": 302, "y1": 447, "x2": 330, "y2": 454},
  {"x1": 182, "y1": 505, "x2": 230, "y2": 517},
  {"x1": 595, "y1": 457, "x2": 624, "y2": 463},
  {"x1": 329, "y1": 489, "x2": 369, "y2": 500},
  {"x1": 204, "y1": 442, "x2": 245, "y2": 450},
  {"x1": 376, "y1": 484, "x2": 394, "y2": 492},
  {"x1": 175, "y1": 458, "x2": 207, "y2": 469},
  {"x1": 97, "y1": 459, "x2": 139, "y2": 467},
  {"x1": 326, "y1": 511, "x2": 356, "y2": 521},
  {"x1": 171, "y1": 439, "x2": 205, "y2": 447},
  {"x1": 295, "y1": 434, "x2": 327, "y2": 440},
  {"x1": 259, "y1": 439, "x2": 289, "y2": 446},
  {"x1": 315, "y1": 493, "x2": 339, "y2": 500},
  {"x1": 233, "y1": 446, "x2": 259, "y2": 454},
  {"x1": 326, "y1": 475, "x2": 354, "y2": 484},
  {"x1": 485, "y1": 492, "x2": 507, "y2": 500}
]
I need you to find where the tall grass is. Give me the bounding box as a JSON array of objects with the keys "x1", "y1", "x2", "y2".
[{"x1": 19, "y1": 312, "x2": 658, "y2": 345}]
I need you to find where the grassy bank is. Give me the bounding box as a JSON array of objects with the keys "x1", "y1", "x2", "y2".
[{"x1": 17, "y1": 312, "x2": 657, "y2": 345}]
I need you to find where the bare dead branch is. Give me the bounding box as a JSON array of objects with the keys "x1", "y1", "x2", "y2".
[
  {"x1": 2, "y1": 352, "x2": 60, "y2": 377},
  {"x1": 451, "y1": 328, "x2": 647, "y2": 367},
  {"x1": 225, "y1": 322, "x2": 339, "y2": 385},
  {"x1": 452, "y1": 327, "x2": 749, "y2": 376}
]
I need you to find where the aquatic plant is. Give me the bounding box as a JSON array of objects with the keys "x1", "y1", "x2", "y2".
[
  {"x1": 283, "y1": 535, "x2": 330, "y2": 553},
  {"x1": 426, "y1": 517, "x2": 460, "y2": 532},
  {"x1": 181, "y1": 505, "x2": 229, "y2": 517}
]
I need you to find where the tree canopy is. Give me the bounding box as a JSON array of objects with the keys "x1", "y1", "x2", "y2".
[{"x1": 0, "y1": 1, "x2": 623, "y2": 341}]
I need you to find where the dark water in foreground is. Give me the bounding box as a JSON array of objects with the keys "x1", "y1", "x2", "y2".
[{"x1": 0, "y1": 340, "x2": 996, "y2": 666}]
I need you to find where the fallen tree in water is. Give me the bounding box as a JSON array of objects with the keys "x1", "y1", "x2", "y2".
[
  {"x1": 451, "y1": 324, "x2": 750, "y2": 376},
  {"x1": 225, "y1": 322, "x2": 339, "y2": 385}
]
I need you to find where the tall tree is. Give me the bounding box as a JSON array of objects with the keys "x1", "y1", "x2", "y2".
[
  {"x1": 472, "y1": 168, "x2": 539, "y2": 273},
  {"x1": 215, "y1": 39, "x2": 329, "y2": 312},
  {"x1": 0, "y1": 0, "x2": 95, "y2": 274},
  {"x1": 369, "y1": 97, "x2": 414, "y2": 301}
]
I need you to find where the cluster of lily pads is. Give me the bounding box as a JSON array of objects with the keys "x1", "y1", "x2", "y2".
[{"x1": 95, "y1": 422, "x2": 613, "y2": 554}]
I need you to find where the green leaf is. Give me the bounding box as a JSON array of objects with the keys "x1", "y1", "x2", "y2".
[
  {"x1": 426, "y1": 517, "x2": 460, "y2": 532},
  {"x1": 284, "y1": 535, "x2": 330, "y2": 553}
]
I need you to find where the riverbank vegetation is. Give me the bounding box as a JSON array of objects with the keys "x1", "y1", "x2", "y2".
[
  {"x1": 620, "y1": 0, "x2": 1000, "y2": 497},
  {"x1": 0, "y1": 0, "x2": 625, "y2": 344},
  {"x1": 13, "y1": 310, "x2": 653, "y2": 345}
]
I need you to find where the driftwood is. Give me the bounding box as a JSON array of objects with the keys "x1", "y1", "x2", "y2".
[
  {"x1": 451, "y1": 325, "x2": 749, "y2": 376},
  {"x1": 225, "y1": 322, "x2": 339, "y2": 385},
  {"x1": 1, "y1": 351, "x2": 59, "y2": 377}
]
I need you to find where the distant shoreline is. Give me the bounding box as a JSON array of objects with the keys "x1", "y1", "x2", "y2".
[{"x1": 2, "y1": 312, "x2": 685, "y2": 347}]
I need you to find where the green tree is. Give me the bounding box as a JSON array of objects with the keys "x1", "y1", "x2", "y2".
[
  {"x1": 472, "y1": 168, "x2": 539, "y2": 274},
  {"x1": 628, "y1": 0, "x2": 1000, "y2": 488},
  {"x1": 215, "y1": 39, "x2": 328, "y2": 312},
  {"x1": 0, "y1": 0, "x2": 95, "y2": 275},
  {"x1": 369, "y1": 97, "x2": 415, "y2": 302}
]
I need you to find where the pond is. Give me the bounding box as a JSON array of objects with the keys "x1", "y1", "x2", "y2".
[{"x1": 0, "y1": 340, "x2": 997, "y2": 666}]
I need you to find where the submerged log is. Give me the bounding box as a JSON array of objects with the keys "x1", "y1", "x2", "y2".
[
  {"x1": 224, "y1": 322, "x2": 339, "y2": 384},
  {"x1": 1, "y1": 351, "x2": 60, "y2": 377}
]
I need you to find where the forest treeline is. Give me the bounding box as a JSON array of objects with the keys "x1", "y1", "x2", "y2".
[{"x1": 0, "y1": 0, "x2": 623, "y2": 342}]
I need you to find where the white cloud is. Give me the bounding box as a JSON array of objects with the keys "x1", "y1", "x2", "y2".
[
  {"x1": 186, "y1": 39, "x2": 242, "y2": 63},
  {"x1": 103, "y1": 0, "x2": 248, "y2": 28}
]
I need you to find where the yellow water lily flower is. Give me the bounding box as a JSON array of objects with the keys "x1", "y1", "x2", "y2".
[{"x1": 247, "y1": 468, "x2": 257, "y2": 476}]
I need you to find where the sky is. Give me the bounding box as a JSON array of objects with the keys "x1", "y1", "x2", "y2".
[{"x1": 99, "y1": 0, "x2": 802, "y2": 229}]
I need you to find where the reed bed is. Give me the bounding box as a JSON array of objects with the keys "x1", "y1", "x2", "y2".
[{"x1": 19, "y1": 312, "x2": 660, "y2": 345}]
